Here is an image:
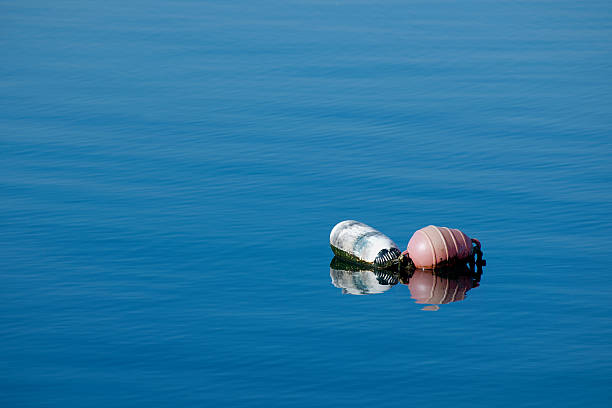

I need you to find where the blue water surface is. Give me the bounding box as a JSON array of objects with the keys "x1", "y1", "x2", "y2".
[{"x1": 2, "y1": 1, "x2": 612, "y2": 407}]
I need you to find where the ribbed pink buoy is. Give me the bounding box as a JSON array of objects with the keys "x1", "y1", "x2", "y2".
[{"x1": 404, "y1": 225, "x2": 476, "y2": 269}]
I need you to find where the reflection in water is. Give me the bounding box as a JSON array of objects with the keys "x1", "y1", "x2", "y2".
[
  {"x1": 330, "y1": 257, "x2": 399, "y2": 295},
  {"x1": 401, "y1": 265, "x2": 481, "y2": 310},
  {"x1": 329, "y1": 254, "x2": 484, "y2": 309}
]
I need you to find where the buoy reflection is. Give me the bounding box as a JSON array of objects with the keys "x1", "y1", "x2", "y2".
[
  {"x1": 330, "y1": 257, "x2": 399, "y2": 295},
  {"x1": 400, "y1": 265, "x2": 481, "y2": 310},
  {"x1": 329, "y1": 255, "x2": 484, "y2": 309}
]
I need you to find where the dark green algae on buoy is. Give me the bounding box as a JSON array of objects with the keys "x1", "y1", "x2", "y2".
[{"x1": 329, "y1": 220, "x2": 402, "y2": 269}]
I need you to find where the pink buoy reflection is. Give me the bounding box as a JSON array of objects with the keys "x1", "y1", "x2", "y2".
[{"x1": 403, "y1": 266, "x2": 481, "y2": 310}]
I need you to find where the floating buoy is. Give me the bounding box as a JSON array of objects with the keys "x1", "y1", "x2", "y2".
[
  {"x1": 330, "y1": 220, "x2": 401, "y2": 268},
  {"x1": 404, "y1": 225, "x2": 479, "y2": 269},
  {"x1": 330, "y1": 257, "x2": 399, "y2": 295}
]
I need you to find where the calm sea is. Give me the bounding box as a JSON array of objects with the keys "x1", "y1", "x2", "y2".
[{"x1": 2, "y1": 1, "x2": 611, "y2": 406}]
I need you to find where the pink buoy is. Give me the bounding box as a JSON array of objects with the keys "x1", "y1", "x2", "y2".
[{"x1": 404, "y1": 225, "x2": 477, "y2": 269}]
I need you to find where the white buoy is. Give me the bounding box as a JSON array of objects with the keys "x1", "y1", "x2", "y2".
[{"x1": 329, "y1": 220, "x2": 401, "y2": 268}]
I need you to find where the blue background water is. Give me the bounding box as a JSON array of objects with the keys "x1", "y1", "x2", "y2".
[{"x1": 2, "y1": 1, "x2": 612, "y2": 406}]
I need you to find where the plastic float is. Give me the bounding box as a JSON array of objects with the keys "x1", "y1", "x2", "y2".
[
  {"x1": 330, "y1": 220, "x2": 484, "y2": 271},
  {"x1": 329, "y1": 220, "x2": 401, "y2": 268},
  {"x1": 403, "y1": 225, "x2": 483, "y2": 269},
  {"x1": 328, "y1": 220, "x2": 486, "y2": 307}
]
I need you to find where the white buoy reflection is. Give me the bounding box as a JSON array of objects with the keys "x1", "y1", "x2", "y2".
[{"x1": 330, "y1": 257, "x2": 399, "y2": 295}]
